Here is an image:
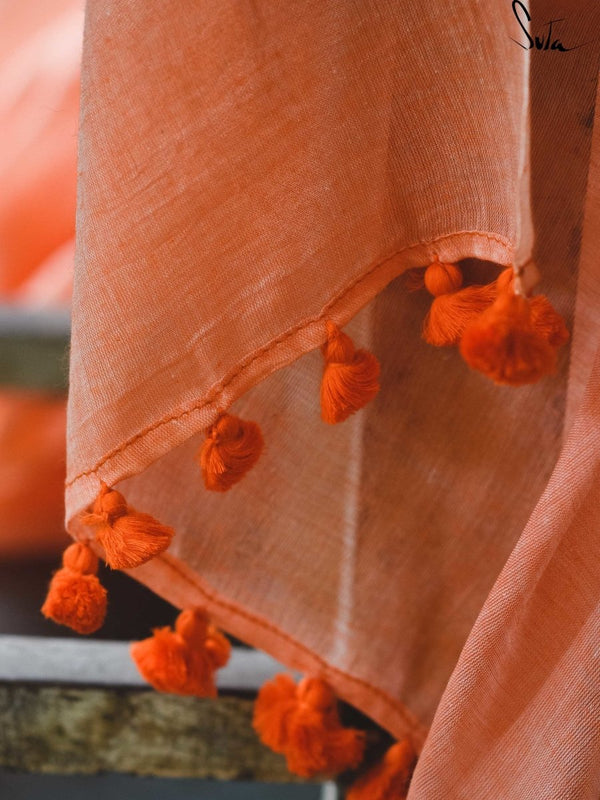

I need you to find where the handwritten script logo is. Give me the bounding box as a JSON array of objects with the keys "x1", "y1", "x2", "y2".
[{"x1": 510, "y1": 0, "x2": 582, "y2": 51}]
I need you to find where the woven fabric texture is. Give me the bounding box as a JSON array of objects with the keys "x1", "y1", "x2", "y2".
[{"x1": 67, "y1": 1, "x2": 600, "y2": 795}]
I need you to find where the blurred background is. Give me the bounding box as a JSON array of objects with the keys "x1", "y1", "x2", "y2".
[
  {"x1": 0, "y1": 2, "x2": 325, "y2": 796},
  {"x1": 0, "y1": 0, "x2": 184, "y2": 642}
]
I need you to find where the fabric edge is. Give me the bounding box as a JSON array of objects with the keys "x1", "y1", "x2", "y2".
[
  {"x1": 564, "y1": 69, "x2": 600, "y2": 432},
  {"x1": 62, "y1": 228, "x2": 537, "y2": 746},
  {"x1": 118, "y1": 550, "x2": 430, "y2": 749},
  {"x1": 65, "y1": 229, "x2": 515, "y2": 524}
]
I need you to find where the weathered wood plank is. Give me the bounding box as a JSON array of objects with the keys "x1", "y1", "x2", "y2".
[
  {"x1": 0, "y1": 639, "x2": 385, "y2": 785},
  {"x1": 0, "y1": 683, "x2": 300, "y2": 782}
]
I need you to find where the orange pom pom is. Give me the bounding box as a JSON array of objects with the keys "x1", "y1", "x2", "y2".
[
  {"x1": 41, "y1": 542, "x2": 107, "y2": 634},
  {"x1": 198, "y1": 413, "x2": 264, "y2": 492},
  {"x1": 421, "y1": 261, "x2": 497, "y2": 347},
  {"x1": 80, "y1": 483, "x2": 174, "y2": 570},
  {"x1": 494, "y1": 269, "x2": 569, "y2": 348},
  {"x1": 321, "y1": 321, "x2": 380, "y2": 424},
  {"x1": 459, "y1": 291, "x2": 558, "y2": 386},
  {"x1": 347, "y1": 739, "x2": 417, "y2": 800},
  {"x1": 131, "y1": 607, "x2": 231, "y2": 697},
  {"x1": 494, "y1": 267, "x2": 514, "y2": 293},
  {"x1": 528, "y1": 295, "x2": 570, "y2": 348},
  {"x1": 423, "y1": 260, "x2": 463, "y2": 296},
  {"x1": 253, "y1": 674, "x2": 365, "y2": 778}
]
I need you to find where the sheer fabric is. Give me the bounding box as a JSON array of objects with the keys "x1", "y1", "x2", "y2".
[{"x1": 66, "y1": 1, "x2": 600, "y2": 795}]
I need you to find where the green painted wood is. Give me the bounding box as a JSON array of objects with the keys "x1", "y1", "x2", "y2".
[
  {"x1": 0, "y1": 307, "x2": 69, "y2": 391},
  {"x1": 0, "y1": 335, "x2": 69, "y2": 391}
]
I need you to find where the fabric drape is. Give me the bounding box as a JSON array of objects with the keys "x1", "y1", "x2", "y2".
[{"x1": 66, "y1": 1, "x2": 600, "y2": 795}]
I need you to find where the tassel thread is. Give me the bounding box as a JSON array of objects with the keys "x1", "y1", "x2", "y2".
[
  {"x1": 421, "y1": 260, "x2": 497, "y2": 347},
  {"x1": 321, "y1": 321, "x2": 380, "y2": 424},
  {"x1": 253, "y1": 673, "x2": 365, "y2": 777},
  {"x1": 495, "y1": 268, "x2": 569, "y2": 348},
  {"x1": 80, "y1": 482, "x2": 174, "y2": 570},
  {"x1": 198, "y1": 413, "x2": 264, "y2": 492},
  {"x1": 131, "y1": 607, "x2": 231, "y2": 697},
  {"x1": 41, "y1": 542, "x2": 107, "y2": 634},
  {"x1": 347, "y1": 739, "x2": 417, "y2": 800},
  {"x1": 459, "y1": 277, "x2": 567, "y2": 385}
]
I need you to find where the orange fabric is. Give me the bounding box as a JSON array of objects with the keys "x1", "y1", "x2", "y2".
[
  {"x1": 0, "y1": 390, "x2": 67, "y2": 557},
  {"x1": 66, "y1": 0, "x2": 531, "y2": 509},
  {"x1": 0, "y1": 2, "x2": 80, "y2": 557},
  {"x1": 64, "y1": 0, "x2": 600, "y2": 795},
  {"x1": 408, "y1": 41, "x2": 600, "y2": 800}
]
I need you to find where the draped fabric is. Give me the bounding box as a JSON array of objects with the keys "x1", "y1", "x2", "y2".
[
  {"x1": 66, "y1": 0, "x2": 600, "y2": 795},
  {"x1": 409, "y1": 13, "x2": 600, "y2": 799}
]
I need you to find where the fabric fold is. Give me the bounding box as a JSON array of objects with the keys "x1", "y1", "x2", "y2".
[{"x1": 64, "y1": 0, "x2": 598, "y2": 784}]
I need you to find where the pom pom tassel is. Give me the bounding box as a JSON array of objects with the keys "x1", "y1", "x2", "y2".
[
  {"x1": 198, "y1": 413, "x2": 264, "y2": 491},
  {"x1": 321, "y1": 321, "x2": 380, "y2": 424},
  {"x1": 41, "y1": 542, "x2": 107, "y2": 634},
  {"x1": 420, "y1": 259, "x2": 497, "y2": 347},
  {"x1": 253, "y1": 674, "x2": 365, "y2": 777},
  {"x1": 529, "y1": 295, "x2": 570, "y2": 348},
  {"x1": 495, "y1": 268, "x2": 570, "y2": 348},
  {"x1": 80, "y1": 483, "x2": 174, "y2": 570},
  {"x1": 131, "y1": 607, "x2": 231, "y2": 697},
  {"x1": 460, "y1": 270, "x2": 569, "y2": 386},
  {"x1": 347, "y1": 739, "x2": 417, "y2": 800}
]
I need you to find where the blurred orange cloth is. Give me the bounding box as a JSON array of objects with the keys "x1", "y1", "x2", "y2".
[
  {"x1": 0, "y1": 0, "x2": 81, "y2": 558},
  {"x1": 0, "y1": 0, "x2": 80, "y2": 302},
  {"x1": 66, "y1": 1, "x2": 600, "y2": 797},
  {"x1": 0, "y1": 391, "x2": 67, "y2": 557}
]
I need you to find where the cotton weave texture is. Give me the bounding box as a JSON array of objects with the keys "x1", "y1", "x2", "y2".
[{"x1": 67, "y1": 1, "x2": 600, "y2": 796}]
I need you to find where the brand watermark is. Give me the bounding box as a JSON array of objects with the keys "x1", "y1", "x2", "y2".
[{"x1": 510, "y1": 0, "x2": 583, "y2": 51}]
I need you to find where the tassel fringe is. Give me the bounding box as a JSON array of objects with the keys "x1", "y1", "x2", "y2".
[
  {"x1": 321, "y1": 321, "x2": 380, "y2": 424},
  {"x1": 529, "y1": 295, "x2": 570, "y2": 348},
  {"x1": 253, "y1": 673, "x2": 365, "y2": 778},
  {"x1": 414, "y1": 261, "x2": 569, "y2": 385},
  {"x1": 41, "y1": 542, "x2": 107, "y2": 634},
  {"x1": 423, "y1": 283, "x2": 498, "y2": 346},
  {"x1": 494, "y1": 268, "x2": 569, "y2": 348},
  {"x1": 347, "y1": 739, "x2": 417, "y2": 800},
  {"x1": 130, "y1": 607, "x2": 231, "y2": 697},
  {"x1": 459, "y1": 279, "x2": 568, "y2": 386},
  {"x1": 420, "y1": 260, "x2": 497, "y2": 346},
  {"x1": 459, "y1": 292, "x2": 556, "y2": 385},
  {"x1": 80, "y1": 482, "x2": 174, "y2": 570},
  {"x1": 198, "y1": 413, "x2": 264, "y2": 491}
]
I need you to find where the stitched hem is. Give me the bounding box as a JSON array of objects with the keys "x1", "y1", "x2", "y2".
[
  {"x1": 64, "y1": 227, "x2": 524, "y2": 746},
  {"x1": 65, "y1": 229, "x2": 515, "y2": 511},
  {"x1": 122, "y1": 549, "x2": 431, "y2": 748}
]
